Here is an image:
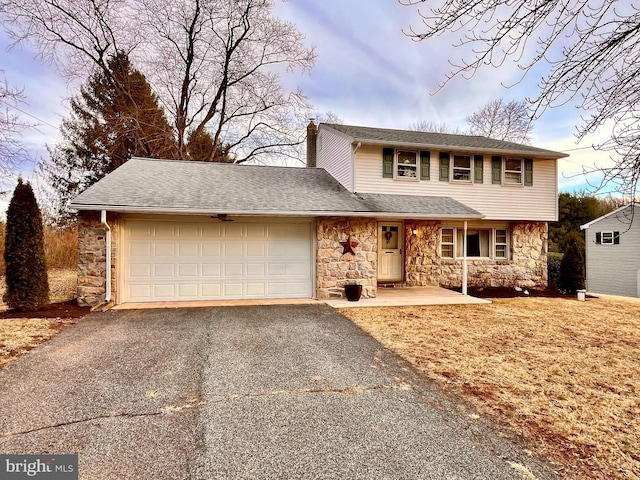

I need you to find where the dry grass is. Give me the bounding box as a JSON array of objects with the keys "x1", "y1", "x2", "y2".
[
  {"x1": 0, "y1": 269, "x2": 79, "y2": 369},
  {"x1": 0, "y1": 317, "x2": 77, "y2": 369},
  {"x1": 341, "y1": 296, "x2": 640, "y2": 480},
  {"x1": 0, "y1": 224, "x2": 78, "y2": 273}
]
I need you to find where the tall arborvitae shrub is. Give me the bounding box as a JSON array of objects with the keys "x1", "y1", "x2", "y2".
[
  {"x1": 3, "y1": 179, "x2": 50, "y2": 310},
  {"x1": 558, "y1": 231, "x2": 586, "y2": 294}
]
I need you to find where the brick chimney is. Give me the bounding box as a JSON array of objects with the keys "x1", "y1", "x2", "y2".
[{"x1": 306, "y1": 120, "x2": 317, "y2": 168}]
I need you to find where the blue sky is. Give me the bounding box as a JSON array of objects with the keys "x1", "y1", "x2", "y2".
[{"x1": 1, "y1": 0, "x2": 616, "y2": 212}]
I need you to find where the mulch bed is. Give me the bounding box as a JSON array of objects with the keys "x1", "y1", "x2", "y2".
[
  {"x1": 0, "y1": 300, "x2": 90, "y2": 319},
  {"x1": 457, "y1": 286, "x2": 594, "y2": 299}
]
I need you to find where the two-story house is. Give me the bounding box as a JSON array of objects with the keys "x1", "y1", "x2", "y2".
[{"x1": 71, "y1": 122, "x2": 567, "y2": 307}]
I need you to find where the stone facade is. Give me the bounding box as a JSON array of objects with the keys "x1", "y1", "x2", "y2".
[
  {"x1": 77, "y1": 211, "x2": 120, "y2": 307},
  {"x1": 405, "y1": 220, "x2": 548, "y2": 289},
  {"x1": 316, "y1": 217, "x2": 377, "y2": 299}
]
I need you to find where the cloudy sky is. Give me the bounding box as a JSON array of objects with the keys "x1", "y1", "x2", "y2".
[{"x1": 1, "y1": 0, "x2": 617, "y2": 209}]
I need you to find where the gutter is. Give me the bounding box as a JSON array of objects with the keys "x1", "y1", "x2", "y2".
[
  {"x1": 100, "y1": 210, "x2": 111, "y2": 303},
  {"x1": 71, "y1": 205, "x2": 485, "y2": 220}
]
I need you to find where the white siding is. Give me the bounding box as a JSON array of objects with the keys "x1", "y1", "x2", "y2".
[
  {"x1": 317, "y1": 126, "x2": 353, "y2": 190},
  {"x1": 354, "y1": 145, "x2": 558, "y2": 221},
  {"x1": 584, "y1": 206, "x2": 640, "y2": 297}
]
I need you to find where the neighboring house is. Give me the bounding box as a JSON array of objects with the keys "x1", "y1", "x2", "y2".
[
  {"x1": 70, "y1": 122, "x2": 567, "y2": 307},
  {"x1": 581, "y1": 203, "x2": 640, "y2": 297}
]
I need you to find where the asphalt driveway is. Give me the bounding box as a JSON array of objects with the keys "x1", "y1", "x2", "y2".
[{"x1": 0, "y1": 305, "x2": 561, "y2": 479}]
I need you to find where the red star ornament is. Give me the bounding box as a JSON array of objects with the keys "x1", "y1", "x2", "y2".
[{"x1": 340, "y1": 235, "x2": 359, "y2": 255}]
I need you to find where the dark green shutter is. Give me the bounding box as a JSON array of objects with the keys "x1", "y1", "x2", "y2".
[
  {"x1": 382, "y1": 148, "x2": 394, "y2": 178},
  {"x1": 614, "y1": 231, "x2": 620, "y2": 244},
  {"x1": 491, "y1": 156, "x2": 502, "y2": 184},
  {"x1": 524, "y1": 158, "x2": 533, "y2": 186},
  {"x1": 439, "y1": 152, "x2": 450, "y2": 181},
  {"x1": 595, "y1": 232, "x2": 601, "y2": 244},
  {"x1": 420, "y1": 151, "x2": 430, "y2": 180},
  {"x1": 474, "y1": 155, "x2": 484, "y2": 183}
]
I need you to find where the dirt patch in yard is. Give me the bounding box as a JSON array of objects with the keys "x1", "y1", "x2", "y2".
[
  {"x1": 0, "y1": 269, "x2": 88, "y2": 369},
  {"x1": 340, "y1": 296, "x2": 640, "y2": 480}
]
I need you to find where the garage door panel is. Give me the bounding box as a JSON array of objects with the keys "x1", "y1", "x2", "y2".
[
  {"x1": 224, "y1": 263, "x2": 243, "y2": 276},
  {"x1": 202, "y1": 264, "x2": 221, "y2": 277},
  {"x1": 202, "y1": 243, "x2": 221, "y2": 256},
  {"x1": 154, "y1": 284, "x2": 175, "y2": 298},
  {"x1": 154, "y1": 264, "x2": 175, "y2": 277},
  {"x1": 178, "y1": 264, "x2": 199, "y2": 277},
  {"x1": 130, "y1": 264, "x2": 151, "y2": 278},
  {"x1": 178, "y1": 243, "x2": 199, "y2": 257},
  {"x1": 154, "y1": 223, "x2": 175, "y2": 238},
  {"x1": 155, "y1": 243, "x2": 175, "y2": 256},
  {"x1": 124, "y1": 219, "x2": 312, "y2": 302}
]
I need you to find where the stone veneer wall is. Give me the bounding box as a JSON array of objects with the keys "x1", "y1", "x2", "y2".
[
  {"x1": 77, "y1": 211, "x2": 120, "y2": 307},
  {"x1": 405, "y1": 221, "x2": 548, "y2": 289},
  {"x1": 316, "y1": 217, "x2": 377, "y2": 299}
]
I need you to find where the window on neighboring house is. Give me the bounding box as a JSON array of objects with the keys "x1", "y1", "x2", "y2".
[
  {"x1": 441, "y1": 228, "x2": 454, "y2": 258},
  {"x1": 504, "y1": 158, "x2": 523, "y2": 184},
  {"x1": 452, "y1": 154, "x2": 472, "y2": 181},
  {"x1": 440, "y1": 227, "x2": 510, "y2": 259},
  {"x1": 396, "y1": 150, "x2": 418, "y2": 179},
  {"x1": 597, "y1": 231, "x2": 620, "y2": 245}
]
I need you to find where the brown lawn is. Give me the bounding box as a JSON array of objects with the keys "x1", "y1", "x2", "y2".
[
  {"x1": 0, "y1": 269, "x2": 84, "y2": 370},
  {"x1": 340, "y1": 296, "x2": 640, "y2": 480}
]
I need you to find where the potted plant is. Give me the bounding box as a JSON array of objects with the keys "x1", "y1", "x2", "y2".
[{"x1": 344, "y1": 283, "x2": 363, "y2": 302}]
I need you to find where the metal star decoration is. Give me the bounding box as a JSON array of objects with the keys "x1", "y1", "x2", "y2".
[{"x1": 340, "y1": 235, "x2": 359, "y2": 255}]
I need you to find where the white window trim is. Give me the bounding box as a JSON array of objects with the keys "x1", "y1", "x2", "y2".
[
  {"x1": 601, "y1": 231, "x2": 615, "y2": 244},
  {"x1": 441, "y1": 228, "x2": 455, "y2": 258},
  {"x1": 503, "y1": 157, "x2": 524, "y2": 186},
  {"x1": 394, "y1": 149, "x2": 419, "y2": 181},
  {"x1": 452, "y1": 154, "x2": 473, "y2": 183},
  {"x1": 440, "y1": 227, "x2": 510, "y2": 260}
]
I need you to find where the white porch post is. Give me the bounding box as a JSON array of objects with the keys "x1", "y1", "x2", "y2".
[{"x1": 462, "y1": 220, "x2": 468, "y2": 295}]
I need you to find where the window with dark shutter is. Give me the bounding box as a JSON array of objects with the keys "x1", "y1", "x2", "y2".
[
  {"x1": 382, "y1": 148, "x2": 394, "y2": 178},
  {"x1": 420, "y1": 151, "x2": 430, "y2": 180},
  {"x1": 439, "y1": 152, "x2": 450, "y2": 181},
  {"x1": 474, "y1": 155, "x2": 483, "y2": 183},
  {"x1": 491, "y1": 156, "x2": 502, "y2": 184},
  {"x1": 524, "y1": 158, "x2": 533, "y2": 186},
  {"x1": 614, "y1": 231, "x2": 620, "y2": 244}
]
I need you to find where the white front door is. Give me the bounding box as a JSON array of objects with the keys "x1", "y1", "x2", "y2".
[{"x1": 378, "y1": 222, "x2": 403, "y2": 282}]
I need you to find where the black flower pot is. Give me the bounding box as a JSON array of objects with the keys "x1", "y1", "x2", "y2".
[{"x1": 344, "y1": 284, "x2": 363, "y2": 302}]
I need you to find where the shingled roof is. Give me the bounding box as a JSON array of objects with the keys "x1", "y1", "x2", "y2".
[
  {"x1": 70, "y1": 157, "x2": 483, "y2": 219},
  {"x1": 323, "y1": 124, "x2": 568, "y2": 158}
]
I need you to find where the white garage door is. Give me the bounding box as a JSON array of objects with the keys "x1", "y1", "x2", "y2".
[{"x1": 123, "y1": 218, "x2": 313, "y2": 302}]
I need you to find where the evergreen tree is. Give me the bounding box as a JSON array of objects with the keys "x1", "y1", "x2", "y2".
[
  {"x1": 42, "y1": 51, "x2": 178, "y2": 221},
  {"x1": 558, "y1": 231, "x2": 586, "y2": 294},
  {"x1": 186, "y1": 129, "x2": 233, "y2": 162},
  {"x1": 4, "y1": 179, "x2": 49, "y2": 310}
]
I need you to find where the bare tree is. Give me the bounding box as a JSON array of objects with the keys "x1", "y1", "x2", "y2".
[
  {"x1": 466, "y1": 99, "x2": 533, "y2": 144},
  {"x1": 0, "y1": 0, "x2": 316, "y2": 163},
  {"x1": 401, "y1": 0, "x2": 640, "y2": 196},
  {"x1": 407, "y1": 120, "x2": 464, "y2": 134},
  {"x1": 0, "y1": 72, "x2": 33, "y2": 188}
]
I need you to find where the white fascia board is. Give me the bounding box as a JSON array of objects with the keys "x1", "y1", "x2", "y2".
[
  {"x1": 580, "y1": 203, "x2": 635, "y2": 230},
  {"x1": 70, "y1": 204, "x2": 484, "y2": 220},
  {"x1": 352, "y1": 138, "x2": 568, "y2": 159}
]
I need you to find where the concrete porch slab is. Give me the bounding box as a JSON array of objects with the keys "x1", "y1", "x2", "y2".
[{"x1": 323, "y1": 286, "x2": 491, "y2": 308}]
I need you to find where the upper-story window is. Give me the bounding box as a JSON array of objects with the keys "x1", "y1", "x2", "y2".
[
  {"x1": 504, "y1": 158, "x2": 523, "y2": 184},
  {"x1": 492, "y1": 156, "x2": 533, "y2": 186},
  {"x1": 452, "y1": 154, "x2": 472, "y2": 182},
  {"x1": 396, "y1": 150, "x2": 418, "y2": 179}
]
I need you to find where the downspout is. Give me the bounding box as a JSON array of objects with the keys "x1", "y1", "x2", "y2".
[
  {"x1": 100, "y1": 210, "x2": 111, "y2": 303},
  {"x1": 462, "y1": 220, "x2": 468, "y2": 295}
]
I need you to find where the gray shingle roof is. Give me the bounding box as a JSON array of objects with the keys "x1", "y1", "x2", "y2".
[
  {"x1": 70, "y1": 157, "x2": 483, "y2": 219},
  {"x1": 324, "y1": 124, "x2": 568, "y2": 158}
]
